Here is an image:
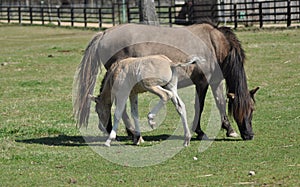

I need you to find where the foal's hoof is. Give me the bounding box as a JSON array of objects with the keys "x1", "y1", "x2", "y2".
[
  {"x1": 148, "y1": 113, "x2": 156, "y2": 129},
  {"x1": 104, "y1": 142, "x2": 111, "y2": 147},
  {"x1": 183, "y1": 140, "x2": 190, "y2": 147},
  {"x1": 148, "y1": 120, "x2": 156, "y2": 129}
]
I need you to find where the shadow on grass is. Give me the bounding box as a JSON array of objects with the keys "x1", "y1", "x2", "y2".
[
  {"x1": 16, "y1": 134, "x2": 242, "y2": 147},
  {"x1": 16, "y1": 134, "x2": 174, "y2": 147}
]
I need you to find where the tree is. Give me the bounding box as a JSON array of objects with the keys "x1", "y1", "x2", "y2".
[{"x1": 140, "y1": 0, "x2": 159, "y2": 26}]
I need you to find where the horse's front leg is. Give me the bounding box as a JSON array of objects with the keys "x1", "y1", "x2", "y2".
[
  {"x1": 121, "y1": 106, "x2": 135, "y2": 138},
  {"x1": 129, "y1": 94, "x2": 144, "y2": 145},
  {"x1": 211, "y1": 81, "x2": 238, "y2": 138}
]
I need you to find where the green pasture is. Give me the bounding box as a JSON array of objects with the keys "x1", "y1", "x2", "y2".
[{"x1": 0, "y1": 24, "x2": 299, "y2": 186}]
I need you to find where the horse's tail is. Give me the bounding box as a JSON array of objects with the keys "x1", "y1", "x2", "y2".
[
  {"x1": 218, "y1": 26, "x2": 249, "y2": 121},
  {"x1": 72, "y1": 32, "x2": 104, "y2": 128}
]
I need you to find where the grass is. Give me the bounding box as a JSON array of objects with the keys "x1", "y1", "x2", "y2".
[{"x1": 0, "y1": 23, "x2": 299, "y2": 186}]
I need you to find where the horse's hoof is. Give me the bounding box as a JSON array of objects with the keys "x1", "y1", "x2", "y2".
[
  {"x1": 227, "y1": 131, "x2": 239, "y2": 138},
  {"x1": 133, "y1": 136, "x2": 141, "y2": 145},
  {"x1": 196, "y1": 133, "x2": 209, "y2": 140},
  {"x1": 115, "y1": 136, "x2": 121, "y2": 141}
]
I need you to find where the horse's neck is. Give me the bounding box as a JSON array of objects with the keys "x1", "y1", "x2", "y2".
[{"x1": 100, "y1": 76, "x2": 114, "y2": 106}]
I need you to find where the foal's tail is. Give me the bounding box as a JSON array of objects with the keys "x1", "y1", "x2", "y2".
[
  {"x1": 174, "y1": 56, "x2": 205, "y2": 67},
  {"x1": 72, "y1": 32, "x2": 104, "y2": 127}
]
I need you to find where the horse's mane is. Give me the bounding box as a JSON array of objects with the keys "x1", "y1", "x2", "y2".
[
  {"x1": 217, "y1": 25, "x2": 250, "y2": 123},
  {"x1": 99, "y1": 62, "x2": 119, "y2": 94}
]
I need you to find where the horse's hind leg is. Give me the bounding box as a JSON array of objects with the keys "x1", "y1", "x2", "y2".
[{"x1": 193, "y1": 82, "x2": 210, "y2": 140}]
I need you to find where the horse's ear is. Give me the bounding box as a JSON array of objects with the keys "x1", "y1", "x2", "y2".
[
  {"x1": 89, "y1": 94, "x2": 96, "y2": 102},
  {"x1": 227, "y1": 93, "x2": 235, "y2": 100},
  {"x1": 250, "y1": 87, "x2": 260, "y2": 96}
]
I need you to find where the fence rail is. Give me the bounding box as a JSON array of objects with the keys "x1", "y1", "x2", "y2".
[{"x1": 0, "y1": 0, "x2": 299, "y2": 28}]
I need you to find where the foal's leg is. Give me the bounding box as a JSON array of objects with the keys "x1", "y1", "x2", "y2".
[
  {"x1": 104, "y1": 105, "x2": 135, "y2": 141},
  {"x1": 146, "y1": 86, "x2": 173, "y2": 128},
  {"x1": 165, "y1": 74, "x2": 191, "y2": 146},
  {"x1": 170, "y1": 92, "x2": 191, "y2": 146},
  {"x1": 105, "y1": 96, "x2": 128, "y2": 147},
  {"x1": 129, "y1": 93, "x2": 144, "y2": 145},
  {"x1": 211, "y1": 82, "x2": 238, "y2": 137}
]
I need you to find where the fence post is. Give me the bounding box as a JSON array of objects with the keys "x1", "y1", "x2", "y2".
[
  {"x1": 234, "y1": 3, "x2": 237, "y2": 29},
  {"x1": 41, "y1": 6, "x2": 44, "y2": 25},
  {"x1": 71, "y1": 7, "x2": 74, "y2": 27},
  {"x1": 139, "y1": 0, "x2": 143, "y2": 23},
  {"x1": 30, "y1": 7, "x2": 33, "y2": 24},
  {"x1": 18, "y1": 5, "x2": 21, "y2": 24},
  {"x1": 7, "y1": 7, "x2": 10, "y2": 23},
  {"x1": 112, "y1": 5, "x2": 115, "y2": 26},
  {"x1": 287, "y1": 0, "x2": 291, "y2": 27},
  {"x1": 98, "y1": 8, "x2": 102, "y2": 28},
  {"x1": 117, "y1": 2, "x2": 121, "y2": 24},
  {"x1": 127, "y1": 1, "x2": 130, "y2": 23},
  {"x1": 84, "y1": 6, "x2": 87, "y2": 28},
  {"x1": 169, "y1": 6, "x2": 172, "y2": 27},
  {"x1": 57, "y1": 7, "x2": 60, "y2": 26},
  {"x1": 259, "y1": 2, "x2": 263, "y2": 28}
]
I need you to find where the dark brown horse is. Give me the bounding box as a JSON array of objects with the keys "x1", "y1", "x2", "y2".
[{"x1": 73, "y1": 22, "x2": 259, "y2": 140}]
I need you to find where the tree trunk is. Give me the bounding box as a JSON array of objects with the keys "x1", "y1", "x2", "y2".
[{"x1": 140, "y1": 0, "x2": 159, "y2": 25}]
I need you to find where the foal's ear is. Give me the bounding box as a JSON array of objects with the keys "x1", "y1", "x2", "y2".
[
  {"x1": 88, "y1": 94, "x2": 96, "y2": 102},
  {"x1": 250, "y1": 87, "x2": 260, "y2": 96},
  {"x1": 227, "y1": 93, "x2": 235, "y2": 100}
]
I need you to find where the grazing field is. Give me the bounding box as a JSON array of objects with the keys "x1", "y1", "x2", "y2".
[{"x1": 0, "y1": 24, "x2": 299, "y2": 186}]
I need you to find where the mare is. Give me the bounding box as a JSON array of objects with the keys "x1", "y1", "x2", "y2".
[
  {"x1": 89, "y1": 55, "x2": 193, "y2": 147},
  {"x1": 73, "y1": 22, "x2": 259, "y2": 140}
]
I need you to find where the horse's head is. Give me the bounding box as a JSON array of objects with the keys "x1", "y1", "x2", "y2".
[
  {"x1": 227, "y1": 87, "x2": 259, "y2": 140},
  {"x1": 89, "y1": 95, "x2": 111, "y2": 134}
]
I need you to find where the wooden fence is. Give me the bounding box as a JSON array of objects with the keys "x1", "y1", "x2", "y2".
[{"x1": 0, "y1": 0, "x2": 299, "y2": 28}]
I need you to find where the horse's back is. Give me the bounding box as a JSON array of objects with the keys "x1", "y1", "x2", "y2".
[{"x1": 99, "y1": 24, "x2": 219, "y2": 67}]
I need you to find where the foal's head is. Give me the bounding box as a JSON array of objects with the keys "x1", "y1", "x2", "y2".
[
  {"x1": 89, "y1": 95, "x2": 111, "y2": 134},
  {"x1": 227, "y1": 87, "x2": 259, "y2": 140}
]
